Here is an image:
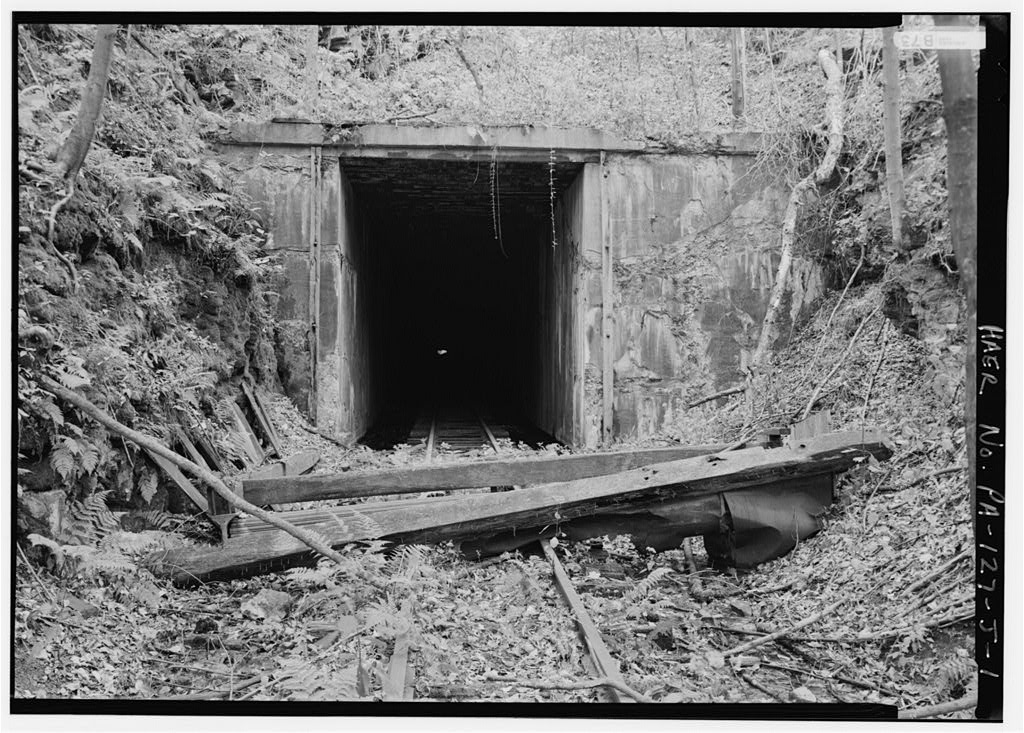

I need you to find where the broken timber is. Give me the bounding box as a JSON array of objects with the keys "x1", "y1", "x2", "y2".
[
  {"x1": 542, "y1": 541, "x2": 629, "y2": 703},
  {"x1": 242, "y1": 443, "x2": 731, "y2": 506},
  {"x1": 153, "y1": 429, "x2": 892, "y2": 586}
]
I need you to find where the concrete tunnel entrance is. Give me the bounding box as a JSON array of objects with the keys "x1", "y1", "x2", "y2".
[{"x1": 324, "y1": 153, "x2": 594, "y2": 450}]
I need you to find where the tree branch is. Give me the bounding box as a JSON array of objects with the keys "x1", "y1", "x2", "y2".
[
  {"x1": 799, "y1": 304, "x2": 881, "y2": 420},
  {"x1": 452, "y1": 35, "x2": 484, "y2": 100},
  {"x1": 750, "y1": 48, "x2": 844, "y2": 372},
  {"x1": 722, "y1": 597, "x2": 845, "y2": 657},
  {"x1": 899, "y1": 695, "x2": 977, "y2": 720},
  {"x1": 36, "y1": 375, "x2": 349, "y2": 568},
  {"x1": 483, "y1": 672, "x2": 654, "y2": 703},
  {"x1": 688, "y1": 385, "x2": 746, "y2": 409}
]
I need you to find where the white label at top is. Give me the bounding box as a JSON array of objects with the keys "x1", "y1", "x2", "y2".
[{"x1": 894, "y1": 29, "x2": 986, "y2": 50}]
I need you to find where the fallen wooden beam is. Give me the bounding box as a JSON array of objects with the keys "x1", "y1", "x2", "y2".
[
  {"x1": 541, "y1": 541, "x2": 630, "y2": 703},
  {"x1": 242, "y1": 443, "x2": 731, "y2": 506},
  {"x1": 242, "y1": 381, "x2": 283, "y2": 458},
  {"x1": 144, "y1": 447, "x2": 209, "y2": 515},
  {"x1": 225, "y1": 401, "x2": 264, "y2": 465},
  {"x1": 242, "y1": 450, "x2": 321, "y2": 482},
  {"x1": 152, "y1": 430, "x2": 891, "y2": 585}
]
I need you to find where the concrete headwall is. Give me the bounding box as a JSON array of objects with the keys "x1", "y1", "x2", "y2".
[
  {"x1": 221, "y1": 146, "x2": 318, "y2": 415},
  {"x1": 591, "y1": 153, "x2": 824, "y2": 441},
  {"x1": 220, "y1": 124, "x2": 821, "y2": 447},
  {"x1": 317, "y1": 162, "x2": 374, "y2": 439}
]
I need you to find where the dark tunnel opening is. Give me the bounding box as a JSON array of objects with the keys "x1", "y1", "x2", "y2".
[{"x1": 337, "y1": 156, "x2": 587, "y2": 450}]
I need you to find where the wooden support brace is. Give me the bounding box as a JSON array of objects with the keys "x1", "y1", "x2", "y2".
[
  {"x1": 144, "y1": 447, "x2": 209, "y2": 515},
  {"x1": 242, "y1": 381, "x2": 283, "y2": 457}
]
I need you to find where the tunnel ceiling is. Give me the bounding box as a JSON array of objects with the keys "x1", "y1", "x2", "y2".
[{"x1": 339, "y1": 156, "x2": 584, "y2": 218}]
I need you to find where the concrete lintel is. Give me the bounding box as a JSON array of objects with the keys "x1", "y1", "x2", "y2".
[
  {"x1": 223, "y1": 121, "x2": 764, "y2": 158},
  {"x1": 325, "y1": 147, "x2": 601, "y2": 164},
  {"x1": 223, "y1": 120, "x2": 645, "y2": 155}
]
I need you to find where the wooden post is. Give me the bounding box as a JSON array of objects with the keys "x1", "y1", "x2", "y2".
[{"x1": 600, "y1": 152, "x2": 614, "y2": 446}]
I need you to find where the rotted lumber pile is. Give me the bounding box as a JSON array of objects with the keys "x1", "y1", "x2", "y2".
[{"x1": 151, "y1": 429, "x2": 892, "y2": 586}]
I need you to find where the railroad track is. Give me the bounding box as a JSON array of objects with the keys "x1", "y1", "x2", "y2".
[{"x1": 409, "y1": 404, "x2": 506, "y2": 461}]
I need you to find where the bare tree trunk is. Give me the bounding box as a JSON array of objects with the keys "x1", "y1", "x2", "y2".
[
  {"x1": 882, "y1": 26, "x2": 908, "y2": 252},
  {"x1": 683, "y1": 28, "x2": 701, "y2": 122},
  {"x1": 730, "y1": 27, "x2": 746, "y2": 119},
  {"x1": 303, "y1": 24, "x2": 319, "y2": 119},
  {"x1": 54, "y1": 24, "x2": 117, "y2": 180},
  {"x1": 934, "y1": 14, "x2": 978, "y2": 523},
  {"x1": 450, "y1": 28, "x2": 485, "y2": 102},
  {"x1": 750, "y1": 49, "x2": 844, "y2": 372}
]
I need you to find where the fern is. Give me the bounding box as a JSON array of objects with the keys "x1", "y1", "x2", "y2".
[
  {"x1": 99, "y1": 529, "x2": 182, "y2": 556},
  {"x1": 324, "y1": 508, "x2": 383, "y2": 541},
  {"x1": 36, "y1": 398, "x2": 64, "y2": 428},
  {"x1": 286, "y1": 557, "x2": 341, "y2": 588},
  {"x1": 937, "y1": 654, "x2": 976, "y2": 698},
  {"x1": 276, "y1": 657, "x2": 360, "y2": 700},
  {"x1": 63, "y1": 490, "x2": 119, "y2": 544},
  {"x1": 385, "y1": 545, "x2": 425, "y2": 580},
  {"x1": 137, "y1": 467, "x2": 159, "y2": 503},
  {"x1": 27, "y1": 533, "x2": 136, "y2": 579},
  {"x1": 49, "y1": 446, "x2": 76, "y2": 480},
  {"x1": 362, "y1": 597, "x2": 409, "y2": 639},
  {"x1": 627, "y1": 567, "x2": 674, "y2": 603}
]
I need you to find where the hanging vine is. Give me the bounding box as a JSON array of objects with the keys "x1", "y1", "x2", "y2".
[
  {"x1": 489, "y1": 146, "x2": 506, "y2": 258},
  {"x1": 549, "y1": 147, "x2": 559, "y2": 248}
]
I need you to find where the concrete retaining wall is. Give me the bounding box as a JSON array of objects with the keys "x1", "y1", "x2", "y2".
[{"x1": 592, "y1": 153, "x2": 823, "y2": 440}]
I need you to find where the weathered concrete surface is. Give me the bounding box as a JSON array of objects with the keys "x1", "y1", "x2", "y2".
[
  {"x1": 317, "y1": 163, "x2": 374, "y2": 438},
  {"x1": 594, "y1": 153, "x2": 818, "y2": 440},
  {"x1": 526, "y1": 165, "x2": 596, "y2": 447},
  {"x1": 221, "y1": 147, "x2": 317, "y2": 415}
]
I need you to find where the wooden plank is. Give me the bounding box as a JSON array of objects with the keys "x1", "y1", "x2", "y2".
[
  {"x1": 242, "y1": 381, "x2": 283, "y2": 457},
  {"x1": 194, "y1": 434, "x2": 230, "y2": 473},
  {"x1": 242, "y1": 451, "x2": 320, "y2": 485},
  {"x1": 425, "y1": 412, "x2": 437, "y2": 463},
  {"x1": 158, "y1": 430, "x2": 892, "y2": 585},
  {"x1": 600, "y1": 150, "x2": 615, "y2": 446},
  {"x1": 790, "y1": 410, "x2": 831, "y2": 444},
  {"x1": 226, "y1": 402, "x2": 264, "y2": 465},
  {"x1": 403, "y1": 656, "x2": 416, "y2": 700},
  {"x1": 383, "y1": 632, "x2": 411, "y2": 701},
  {"x1": 144, "y1": 448, "x2": 210, "y2": 515},
  {"x1": 241, "y1": 444, "x2": 729, "y2": 506},
  {"x1": 176, "y1": 432, "x2": 211, "y2": 471},
  {"x1": 542, "y1": 541, "x2": 629, "y2": 703}
]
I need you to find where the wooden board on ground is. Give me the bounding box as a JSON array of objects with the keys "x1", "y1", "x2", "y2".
[
  {"x1": 154, "y1": 430, "x2": 892, "y2": 585},
  {"x1": 243, "y1": 450, "x2": 321, "y2": 482},
  {"x1": 384, "y1": 631, "x2": 412, "y2": 701},
  {"x1": 175, "y1": 431, "x2": 211, "y2": 470},
  {"x1": 542, "y1": 541, "x2": 629, "y2": 703},
  {"x1": 144, "y1": 447, "x2": 209, "y2": 515},
  {"x1": 194, "y1": 433, "x2": 230, "y2": 473},
  {"x1": 790, "y1": 410, "x2": 831, "y2": 443},
  {"x1": 226, "y1": 401, "x2": 264, "y2": 465},
  {"x1": 242, "y1": 381, "x2": 283, "y2": 457},
  {"x1": 242, "y1": 443, "x2": 733, "y2": 506}
]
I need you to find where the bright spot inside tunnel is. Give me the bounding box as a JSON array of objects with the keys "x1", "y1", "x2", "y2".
[{"x1": 334, "y1": 156, "x2": 589, "y2": 450}]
